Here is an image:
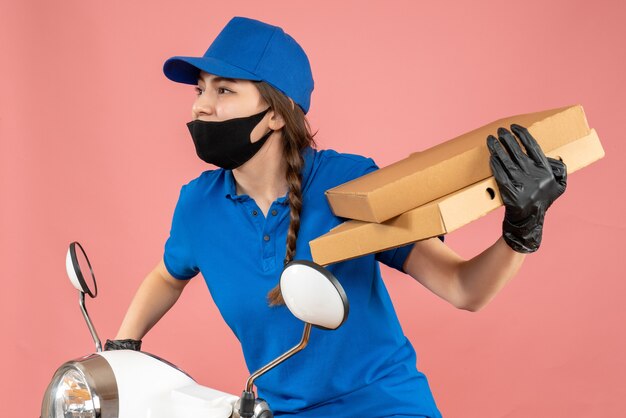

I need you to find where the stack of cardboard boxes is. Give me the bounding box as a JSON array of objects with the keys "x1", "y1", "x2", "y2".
[{"x1": 310, "y1": 105, "x2": 604, "y2": 266}]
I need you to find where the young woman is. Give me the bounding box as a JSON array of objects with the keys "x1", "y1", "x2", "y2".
[{"x1": 106, "y1": 17, "x2": 567, "y2": 417}]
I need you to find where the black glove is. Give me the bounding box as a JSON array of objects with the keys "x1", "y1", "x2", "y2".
[
  {"x1": 487, "y1": 124, "x2": 567, "y2": 253},
  {"x1": 104, "y1": 338, "x2": 142, "y2": 351}
]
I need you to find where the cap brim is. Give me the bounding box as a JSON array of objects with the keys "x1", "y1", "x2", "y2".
[{"x1": 163, "y1": 56, "x2": 261, "y2": 85}]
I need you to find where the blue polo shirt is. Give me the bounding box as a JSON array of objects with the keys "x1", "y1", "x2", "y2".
[{"x1": 163, "y1": 146, "x2": 442, "y2": 417}]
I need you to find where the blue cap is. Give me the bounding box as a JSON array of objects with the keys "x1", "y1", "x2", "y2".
[{"x1": 163, "y1": 17, "x2": 314, "y2": 113}]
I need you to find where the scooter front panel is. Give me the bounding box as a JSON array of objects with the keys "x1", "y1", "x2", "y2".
[{"x1": 99, "y1": 350, "x2": 235, "y2": 417}]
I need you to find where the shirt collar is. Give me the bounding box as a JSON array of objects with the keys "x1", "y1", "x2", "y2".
[
  {"x1": 224, "y1": 146, "x2": 315, "y2": 204},
  {"x1": 223, "y1": 169, "x2": 244, "y2": 201}
]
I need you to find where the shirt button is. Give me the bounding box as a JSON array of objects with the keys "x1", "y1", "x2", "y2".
[
  {"x1": 252, "y1": 210, "x2": 258, "y2": 216},
  {"x1": 271, "y1": 209, "x2": 278, "y2": 216},
  {"x1": 263, "y1": 235, "x2": 270, "y2": 242}
]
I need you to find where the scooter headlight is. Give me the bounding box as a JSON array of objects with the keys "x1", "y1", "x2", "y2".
[
  {"x1": 42, "y1": 354, "x2": 118, "y2": 418},
  {"x1": 51, "y1": 368, "x2": 96, "y2": 417}
]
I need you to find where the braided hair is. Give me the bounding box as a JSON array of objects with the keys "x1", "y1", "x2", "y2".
[{"x1": 254, "y1": 81, "x2": 317, "y2": 306}]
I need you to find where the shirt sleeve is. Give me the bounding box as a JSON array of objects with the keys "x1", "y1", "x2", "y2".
[
  {"x1": 163, "y1": 185, "x2": 200, "y2": 280},
  {"x1": 341, "y1": 155, "x2": 445, "y2": 273}
]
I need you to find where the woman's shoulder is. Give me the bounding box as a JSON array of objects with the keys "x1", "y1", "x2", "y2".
[
  {"x1": 177, "y1": 169, "x2": 224, "y2": 200},
  {"x1": 315, "y1": 148, "x2": 376, "y2": 167},
  {"x1": 312, "y1": 148, "x2": 379, "y2": 183}
]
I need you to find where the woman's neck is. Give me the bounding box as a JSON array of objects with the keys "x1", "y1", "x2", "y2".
[{"x1": 232, "y1": 132, "x2": 288, "y2": 214}]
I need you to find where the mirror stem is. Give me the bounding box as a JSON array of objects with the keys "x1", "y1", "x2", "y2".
[
  {"x1": 245, "y1": 322, "x2": 312, "y2": 392},
  {"x1": 79, "y1": 291, "x2": 102, "y2": 352}
]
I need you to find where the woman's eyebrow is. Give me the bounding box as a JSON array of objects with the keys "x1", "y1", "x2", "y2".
[
  {"x1": 198, "y1": 77, "x2": 237, "y2": 85},
  {"x1": 213, "y1": 77, "x2": 238, "y2": 84}
]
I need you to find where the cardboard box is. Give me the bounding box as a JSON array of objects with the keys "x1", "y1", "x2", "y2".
[
  {"x1": 310, "y1": 129, "x2": 604, "y2": 266},
  {"x1": 326, "y1": 105, "x2": 593, "y2": 223}
]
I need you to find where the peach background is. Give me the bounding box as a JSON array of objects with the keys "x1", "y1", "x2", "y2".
[{"x1": 1, "y1": 0, "x2": 625, "y2": 416}]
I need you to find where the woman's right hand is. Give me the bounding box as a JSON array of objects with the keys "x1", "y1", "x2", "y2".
[{"x1": 104, "y1": 338, "x2": 142, "y2": 351}]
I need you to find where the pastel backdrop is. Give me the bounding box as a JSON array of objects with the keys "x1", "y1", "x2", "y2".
[{"x1": 1, "y1": 0, "x2": 624, "y2": 417}]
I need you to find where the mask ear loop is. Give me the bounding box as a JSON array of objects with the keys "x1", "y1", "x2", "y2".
[{"x1": 253, "y1": 107, "x2": 274, "y2": 143}]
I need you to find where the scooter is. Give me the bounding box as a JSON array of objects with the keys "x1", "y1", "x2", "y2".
[{"x1": 41, "y1": 242, "x2": 349, "y2": 418}]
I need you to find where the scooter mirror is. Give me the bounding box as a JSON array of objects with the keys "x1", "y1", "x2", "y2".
[
  {"x1": 66, "y1": 242, "x2": 98, "y2": 298},
  {"x1": 279, "y1": 260, "x2": 348, "y2": 330}
]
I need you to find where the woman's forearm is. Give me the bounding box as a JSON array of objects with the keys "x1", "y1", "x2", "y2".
[
  {"x1": 456, "y1": 237, "x2": 526, "y2": 311},
  {"x1": 115, "y1": 265, "x2": 187, "y2": 340}
]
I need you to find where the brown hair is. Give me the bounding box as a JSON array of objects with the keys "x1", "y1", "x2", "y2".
[{"x1": 254, "y1": 81, "x2": 317, "y2": 306}]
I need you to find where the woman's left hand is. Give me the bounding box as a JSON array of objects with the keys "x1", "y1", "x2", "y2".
[{"x1": 487, "y1": 124, "x2": 567, "y2": 253}]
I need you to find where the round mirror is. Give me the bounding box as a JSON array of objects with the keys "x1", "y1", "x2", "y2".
[
  {"x1": 279, "y1": 260, "x2": 348, "y2": 330},
  {"x1": 65, "y1": 242, "x2": 98, "y2": 298}
]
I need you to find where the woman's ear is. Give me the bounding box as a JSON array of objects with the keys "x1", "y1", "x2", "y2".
[{"x1": 268, "y1": 109, "x2": 286, "y2": 131}]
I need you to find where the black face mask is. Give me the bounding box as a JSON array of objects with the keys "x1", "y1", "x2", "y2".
[{"x1": 186, "y1": 107, "x2": 273, "y2": 170}]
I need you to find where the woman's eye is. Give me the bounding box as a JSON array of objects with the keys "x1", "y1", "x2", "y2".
[{"x1": 194, "y1": 86, "x2": 232, "y2": 96}]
